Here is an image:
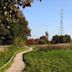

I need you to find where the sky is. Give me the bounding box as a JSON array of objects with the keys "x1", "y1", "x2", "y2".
[{"x1": 21, "y1": 0, "x2": 72, "y2": 40}]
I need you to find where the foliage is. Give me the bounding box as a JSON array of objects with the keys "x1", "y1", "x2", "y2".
[
  {"x1": 39, "y1": 36, "x2": 48, "y2": 44},
  {"x1": 26, "y1": 34, "x2": 49, "y2": 45},
  {"x1": 23, "y1": 48, "x2": 72, "y2": 72},
  {"x1": 26, "y1": 36, "x2": 49, "y2": 45},
  {"x1": 0, "y1": 0, "x2": 31, "y2": 45},
  {"x1": 34, "y1": 39, "x2": 39, "y2": 45},
  {"x1": 45, "y1": 32, "x2": 49, "y2": 40},
  {"x1": 26, "y1": 39, "x2": 36, "y2": 45},
  {"x1": 39, "y1": 39, "x2": 47, "y2": 44},
  {"x1": 14, "y1": 37, "x2": 25, "y2": 47},
  {"x1": 51, "y1": 35, "x2": 71, "y2": 44},
  {"x1": 64, "y1": 35, "x2": 71, "y2": 43}
]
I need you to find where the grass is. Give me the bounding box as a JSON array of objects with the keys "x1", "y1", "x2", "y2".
[
  {"x1": 0, "y1": 45, "x2": 27, "y2": 72},
  {"x1": 23, "y1": 47, "x2": 72, "y2": 72}
]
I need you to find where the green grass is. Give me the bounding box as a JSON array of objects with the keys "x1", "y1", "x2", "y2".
[
  {"x1": 0, "y1": 45, "x2": 27, "y2": 72},
  {"x1": 23, "y1": 48, "x2": 72, "y2": 72}
]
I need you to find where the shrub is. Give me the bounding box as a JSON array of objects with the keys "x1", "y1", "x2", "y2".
[
  {"x1": 14, "y1": 37, "x2": 24, "y2": 47},
  {"x1": 26, "y1": 39, "x2": 36, "y2": 45}
]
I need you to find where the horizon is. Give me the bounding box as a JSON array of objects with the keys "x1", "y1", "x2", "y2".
[{"x1": 21, "y1": 0, "x2": 72, "y2": 40}]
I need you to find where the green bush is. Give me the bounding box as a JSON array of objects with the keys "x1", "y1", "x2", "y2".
[
  {"x1": 14, "y1": 37, "x2": 24, "y2": 47},
  {"x1": 51, "y1": 35, "x2": 71, "y2": 44}
]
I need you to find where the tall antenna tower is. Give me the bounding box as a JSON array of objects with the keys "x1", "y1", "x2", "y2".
[{"x1": 59, "y1": 8, "x2": 64, "y2": 35}]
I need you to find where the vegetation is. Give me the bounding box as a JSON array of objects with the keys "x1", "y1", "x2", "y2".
[
  {"x1": 0, "y1": 0, "x2": 32, "y2": 45},
  {"x1": 0, "y1": 45, "x2": 27, "y2": 72},
  {"x1": 0, "y1": 45, "x2": 24, "y2": 67},
  {"x1": 26, "y1": 32, "x2": 49, "y2": 45},
  {"x1": 51, "y1": 35, "x2": 71, "y2": 44},
  {"x1": 26, "y1": 34, "x2": 71, "y2": 45},
  {"x1": 23, "y1": 46, "x2": 72, "y2": 72},
  {"x1": 14, "y1": 37, "x2": 25, "y2": 47},
  {"x1": 39, "y1": 35, "x2": 48, "y2": 44},
  {"x1": 0, "y1": 1, "x2": 72, "y2": 72},
  {"x1": 0, "y1": 0, "x2": 42, "y2": 71}
]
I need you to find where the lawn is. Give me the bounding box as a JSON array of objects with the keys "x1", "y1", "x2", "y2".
[{"x1": 23, "y1": 47, "x2": 72, "y2": 72}]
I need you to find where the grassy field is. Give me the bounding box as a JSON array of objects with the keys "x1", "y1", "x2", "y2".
[{"x1": 23, "y1": 47, "x2": 72, "y2": 72}]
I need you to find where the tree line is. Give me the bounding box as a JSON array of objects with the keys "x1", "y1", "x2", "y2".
[{"x1": 26, "y1": 34, "x2": 71, "y2": 45}]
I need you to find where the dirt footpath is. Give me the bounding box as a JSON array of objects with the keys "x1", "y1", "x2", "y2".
[{"x1": 4, "y1": 48, "x2": 33, "y2": 72}]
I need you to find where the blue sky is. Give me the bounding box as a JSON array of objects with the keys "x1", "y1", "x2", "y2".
[{"x1": 22, "y1": 0, "x2": 72, "y2": 40}]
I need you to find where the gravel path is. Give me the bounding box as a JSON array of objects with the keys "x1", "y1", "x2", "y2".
[{"x1": 4, "y1": 48, "x2": 33, "y2": 72}]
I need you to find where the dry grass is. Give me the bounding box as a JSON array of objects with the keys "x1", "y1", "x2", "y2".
[
  {"x1": 0, "y1": 45, "x2": 9, "y2": 52},
  {"x1": 37, "y1": 43, "x2": 71, "y2": 50}
]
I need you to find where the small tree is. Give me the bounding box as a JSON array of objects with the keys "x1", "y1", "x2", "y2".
[
  {"x1": 45, "y1": 32, "x2": 49, "y2": 40},
  {"x1": 39, "y1": 35, "x2": 48, "y2": 44}
]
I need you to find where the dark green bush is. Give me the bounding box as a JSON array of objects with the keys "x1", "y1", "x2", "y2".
[{"x1": 51, "y1": 34, "x2": 71, "y2": 44}]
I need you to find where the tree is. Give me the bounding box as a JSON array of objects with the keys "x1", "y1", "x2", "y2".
[
  {"x1": 39, "y1": 35, "x2": 48, "y2": 44},
  {"x1": 45, "y1": 32, "x2": 49, "y2": 40},
  {"x1": 51, "y1": 34, "x2": 71, "y2": 44},
  {"x1": 26, "y1": 39, "x2": 35, "y2": 45},
  {"x1": 0, "y1": 0, "x2": 42, "y2": 45},
  {"x1": 51, "y1": 35, "x2": 59, "y2": 44},
  {"x1": 0, "y1": 0, "x2": 31, "y2": 45},
  {"x1": 64, "y1": 35, "x2": 71, "y2": 43}
]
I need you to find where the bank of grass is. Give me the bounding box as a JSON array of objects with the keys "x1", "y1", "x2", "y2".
[
  {"x1": 23, "y1": 46, "x2": 72, "y2": 72},
  {"x1": 0, "y1": 45, "x2": 27, "y2": 72}
]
